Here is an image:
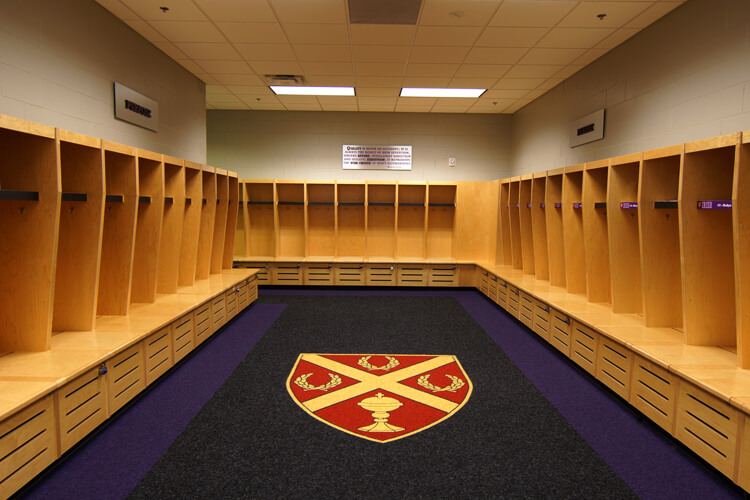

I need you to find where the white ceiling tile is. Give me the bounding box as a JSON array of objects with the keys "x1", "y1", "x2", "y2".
[
  {"x1": 489, "y1": 1, "x2": 577, "y2": 27},
  {"x1": 301, "y1": 62, "x2": 354, "y2": 75},
  {"x1": 216, "y1": 23, "x2": 288, "y2": 44},
  {"x1": 305, "y1": 75, "x2": 356, "y2": 86},
  {"x1": 409, "y1": 46, "x2": 470, "y2": 64},
  {"x1": 492, "y1": 78, "x2": 546, "y2": 89},
  {"x1": 357, "y1": 88, "x2": 401, "y2": 97},
  {"x1": 268, "y1": 0, "x2": 347, "y2": 24},
  {"x1": 595, "y1": 27, "x2": 639, "y2": 49},
  {"x1": 431, "y1": 106, "x2": 470, "y2": 113},
  {"x1": 123, "y1": 20, "x2": 166, "y2": 42},
  {"x1": 247, "y1": 61, "x2": 304, "y2": 74},
  {"x1": 206, "y1": 85, "x2": 231, "y2": 95},
  {"x1": 207, "y1": 93, "x2": 244, "y2": 104},
  {"x1": 226, "y1": 85, "x2": 274, "y2": 96},
  {"x1": 536, "y1": 28, "x2": 615, "y2": 49},
  {"x1": 355, "y1": 76, "x2": 404, "y2": 87},
  {"x1": 464, "y1": 47, "x2": 527, "y2": 64},
  {"x1": 277, "y1": 95, "x2": 319, "y2": 104},
  {"x1": 235, "y1": 44, "x2": 296, "y2": 61},
  {"x1": 359, "y1": 104, "x2": 396, "y2": 112},
  {"x1": 355, "y1": 62, "x2": 408, "y2": 76},
  {"x1": 194, "y1": 73, "x2": 222, "y2": 84},
  {"x1": 212, "y1": 102, "x2": 250, "y2": 109},
  {"x1": 448, "y1": 77, "x2": 499, "y2": 88},
  {"x1": 249, "y1": 102, "x2": 286, "y2": 110},
  {"x1": 321, "y1": 104, "x2": 360, "y2": 111},
  {"x1": 414, "y1": 26, "x2": 483, "y2": 46},
  {"x1": 174, "y1": 42, "x2": 242, "y2": 60},
  {"x1": 625, "y1": 2, "x2": 682, "y2": 28},
  {"x1": 284, "y1": 103, "x2": 324, "y2": 110},
  {"x1": 474, "y1": 97, "x2": 516, "y2": 107},
  {"x1": 404, "y1": 63, "x2": 459, "y2": 77},
  {"x1": 95, "y1": 0, "x2": 139, "y2": 20},
  {"x1": 214, "y1": 74, "x2": 266, "y2": 85},
  {"x1": 523, "y1": 89, "x2": 549, "y2": 100},
  {"x1": 536, "y1": 78, "x2": 565, "y2": 90},
  {"x1": 395, "y1": 104, "x2": 435, "y2": 112},
  {"x1": 152, "y1": 41, "x2": 190, "y2": 60},
  {"x1": 504, "y1": 97, "x2": 533, "y2": 112},
  {"x1": 358, "y1": 96, "x2": 398, "y2": 105},
  {"x1": 454, "y1": 64, "x2": 511, "y2": 78},
  {"x1": 294, "y1": 45, "x2": 351, "y2": 62},
  {"x1": 518, "y1": 47, "x2": 586, "y2": 65},
  {"x1": 176, "y1": 59, "x2": 205, "y2": 74},
  {"x1": 476, "y1": 27, "x2": 549, "y2": 47},
  {"x1": 192, "y1": 0, "x2": 278, "y2": 22},
  {"x1": 572, "y1": 48, "x2": 610, "y2": 66},
  {"x1": 238, "y1": 94, "x2": 280, "y2": 105},
  {"x1": 552, "y1": 65, "x2": 584, "y2": 79},
  {"x1": 504, "y1": 64, "x2": 565, "y2": 78},
  {"x1": 317, "y1": 96, "x2": 358, "y2": 105},
  {"x1": 467, "y1": 106, "x2": 505, "y2": 113},
  {"x1": 558, "y1": 2, "x2": 652, "y2": 29},
  {"x1": 149, "y1": 21, "x2": 226, "y2": 43},
  {"x1": 350, "y1": 25, "x2": 416, "y2": 45},
  {"x1": 353, "y1": 45, "x2": 411, "y2": 63},
  {"x1": 435, "y1": 97, "x2": 478, "y2": 106},
  {"x1": 284, "y1": 24, "x2": 349, "y2": 44},
  {"x1": 402, "y1": 77, "x2": 452, "y2": 88},
  {"x1": 196, "y1": 60, "x2": 254, "y2": 74},
  {"x1": 397, "y1": 97, "x2": 439, "y2": 106},
  {"x1": 420, "y1": 0, "x2": 502, "y2": 27},
  {"x1": 482, "y1": 90, "x2": 528, "y2": 99},
  {"x1": 120, "y1": 0, "x2": 207, "y2": 21}
]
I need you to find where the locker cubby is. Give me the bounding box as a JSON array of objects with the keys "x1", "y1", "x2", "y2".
[
  {"x1": 366, "y1": 182, "x2": 396, "y2": 259},
  {"x1": 53, "y1": 130, "x2": 104, "y2": 333},
  {"x1": 681, "y1": 134, "x2": 738, "y2": 348},
  {"x1": 130, "y1": 150, "x2": 164, "y2": 304},
  {"x1": 178, "y1": 162, "x2": 203, "y2": 287},
  {"x1": 563, "y1": 166, "x2": 586, "y2": 295},
  {"x1": 397, "y1": 183, "x2": 426, "y2": 260},
  {"x1": 519, "y1": 176, "x2": 535, "y2": 275},
  {"x1": 0, "y1": 116, "x2": 59, "y2": 352},
  {"x1": 337, "y1": 182, "x2": 366, "y2": 258},
  {"x1": 497, "y1": 180, "x2": 512, "y2": 265},
  {"x1": 156, "y1": 156, "x2": 185, "y2": 294},
  {"x1": 196, "y1": 168, "x2": 216, "y2": 280},
  {"x1": 210, "y1": 170, "x2": 229, "y2": 273},
  {"x1": 545, "y1": 170, "x2": 566, "y2": 287},
  {"x1": 640, "y1": 146, "x2": 683, "y2": 328},
  {"x1": 737, "y1": 134, "x2": 750, "y2": 367},
  {"x1": 508, "y1": 178, "x2": 522, "y2": 269},
  {"x1": 426, "y1": 183, "x2": 456, "y2": 260},
  {"x1": 276, "y1": 181, "x2": 306, "y2": 259},
  {"x1": 244, "y1": 181, "x2": 276, "y2": 259},
  {"x1": 234, "y1": 181, "x2": 246, "y2": 257},
  {"x1": 583, "y1": 160, "x2": 610, "y2": 303},
  {"x1": 608, "y1": 154, "x2": 643, "y2": 313},
  {"x1": 97, "y1": 142, "x2": 137, "y2": 316},
  {"x1": 531, "y1": 173, "x2": 549, "y2": 281},
  {"x1": 223, "y1": 174, "x2": 239, "y2": 269},
  {"x1": 307, "y1": 182, "x2": 336, "y2": 258}
]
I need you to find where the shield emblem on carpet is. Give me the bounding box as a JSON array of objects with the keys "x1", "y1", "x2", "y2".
[{"x1": 287, "y1": 354, "x2": 472, "y2": 443}]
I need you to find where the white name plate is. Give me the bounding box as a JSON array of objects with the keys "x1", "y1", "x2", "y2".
[
  {"x1": 343, "y1": 145, "x2": 412, "y2": 170},
  {"x1": 114, "y1": 82, "x2": 159, "y2": 132}
]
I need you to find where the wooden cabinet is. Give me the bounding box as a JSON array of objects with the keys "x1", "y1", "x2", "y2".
[
  {"x1": 145, "y1": 326, "x2": 173, "y2": 385},
  {"x1": 366, "y1": 263, "x2": 396, "y2": 285},
  {"x1": 338, "y1": 182, "x2": 366, "y2": 258},
  {"x1": 157, "y1": 155, "x2": 185, "y2": 294},
  {"x1": 303, "y1": 262, "x2": 334, "y2": 285},
  {"x1": 545, "y1": 170, "x2": 566, "y2": 287},
  {"x1": 519, "y1": 291, "x2": 534, "y2": 329},
  {"x1": 531, "y1": 173, "x2": 549, "y2": 281},
  {"x1": 519, "y1": 176, "x2": 535, "y2": 275},
  {"x1": 131, "y1": 149, "x2": 164, "y2": 304},
  {"x1": 172, "y1": 313, "x2": 195, "y2": 363},
  {"x1": 582, "y1": 160, "x2": 610, "y2": 304},
  {"x1": 532, "y1": 299, "x2": 550, "y2": 342},
  {"x1": 595, "y1": 336, "x2": 633, "y2": 400},
  {"x1": 178, "y1": 162, "x2": 203, "y2": 287},
  {"x1": 56, "y1": 367, "x2": 108, "y2": 453},
  {"x1": 563, "y1": 166, "x2": 586, "y2": 295},
  {"x1": 334, "y1": 263, "x2": 365, "y2": 285},
  {"x1": 107, "y1": 343, "x2": 146, "y2": 414},
  {"x1": 307, "y1": 181, "x2": 336, "y2": 259},
  {"x1": 426, "y1": 183, "x2": 456, "y2": 260},
  {"x1": 276, "y1": 181, "x2": 305, "y2": 259},
  {"x1": 549, "y1": 308, "x2": 572, "y2": 357},
  {"x1": 570, "y1": 320, "x2": 598, "y2": 375},
  {"x1": 630, "y1": 356, "x2": 678, "y2": 434},
  {"x1": 397, "y1": 263, "x2": 427, "y2": 286},
  {"x1": 367, "y1": 182, "x2": 396, "y2": 259},
  {"x1": 397, "y1": 183, "x2": 426, "y2": 260},
  {"x1": 244, "y1": 181, "x2": 276, "y2": 259},
  {"x1": 428, "y1": 264, "x2": 458, "y2": 286},
  {"x1": 272, "y1": 262, "x2": 303, "y2": 285}
]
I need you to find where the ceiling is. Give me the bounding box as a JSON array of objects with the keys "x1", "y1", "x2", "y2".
[{"x1": 95, "y1": 0, "x2": 686, "y2": 114}]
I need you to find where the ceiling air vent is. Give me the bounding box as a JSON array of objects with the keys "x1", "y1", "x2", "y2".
[{"x1": 263, "y1": 74, "x2": 306, "y2": 86}]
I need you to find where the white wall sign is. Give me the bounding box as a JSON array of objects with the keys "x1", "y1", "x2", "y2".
[
  {"x1": 343, "y1": 145, "x2": 412, "y2": 170},
  {"x1": 114, "y1": 82, "x2": 159, "y2": 132},
  {"x1": 570, "y1": 109, "x2": 605, "y2": 148}
]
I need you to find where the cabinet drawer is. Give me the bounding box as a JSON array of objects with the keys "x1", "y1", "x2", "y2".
[
  {"x1": 334, "y1": 263, "x2": 365, "y2": 285},
  {"x1": 428, "y1": 265, "x2": 457, "y2": 286},
  {"x1": 303, "y1": 263, "x2": 334, "y2": 285},
  {"x1": 56, "y1": 367, "x2": 107, "y2": 453},
  {"x1": 366, "y1": 264, "x2": 396, "y2": 286},
  {"x1": 247, "y1": 276, "x2": 258, "y2": 303},
  {"x1": 596, "y1": 337, "x2": 633, "y2": 400},
  {"x1": 519, "y1": 291, "x2": 534, "y2": 330},
  {"x1": 630, "y1": 357, "x2": 678, "y2": 434},
  {"x1": 254, "y1": 265, "x2": 271, "y2": 284},
  {"x1": 145, "y1": 326, "x2": 173, "y2": 385},
  {"x1": 397, "y1": 265, "x2": 427, "y2": 286},
  {"x1": 107, "y1": 343, "x2": 145, "y2": 414},
  {"x1": 549, "y1": 309, "x2": 571, "y2": 357},
  {"x1": 194, "y1": 301, "x2": 212, "y2": 345},
  {"x1": 495, "y1": 278, "x2": 508, "y2": 309},
  {"x1": 478, "y1": 270, "x2": 489, "y2": 295},
  {"x1": 225, "y1": 288, "x2": 238, "y2": 321},
  {"x1": 172, "y1": 313, "x2": 195, "y2": 363},
  {"x1": 487, "y1": 275, "x2": 498, "y2": 302},
  {"x1": 0, "y1": 395, "x2": 58, "y2": 499},
  {"x1": 676, "y1": 383, "x2": 741, "y2": 479},
  {"x1": 272, "y1": 263, "x2": 302, "y2": 285},
  {"x1": 212, "y1": 294, "x2": 226, "y2": 331},
  {"x1": 237, "y1": 280, "x2": 249, "y2": 310},
  {"x1": 532, "y1": 299, "x2": 550, "y2": 342},
  {"x1": 570, "y1": 320, "x2": 598, "y2": 375},
  {"x1": 507, "y1": 285, "x2": 520, "y2": 318}
]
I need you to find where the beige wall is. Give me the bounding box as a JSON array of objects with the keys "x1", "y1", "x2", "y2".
[
  {"x1": 510, "y1": 0, "x2": 750, "y2": 175},
  {"x1": 207, "y1": 110, "x2": 511, "y2": 181},
  {"x1": 0, "y1": 0, "x2": 206, "y2": 163}
]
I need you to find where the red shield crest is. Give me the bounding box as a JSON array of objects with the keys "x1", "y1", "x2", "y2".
[{"x1": 287, "y1": 354, "x2": 472, "y2": 443}]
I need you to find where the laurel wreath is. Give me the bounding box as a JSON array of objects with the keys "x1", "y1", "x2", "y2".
[
  {"x1": 294, "y1": 373, "x2": 342, "y2": 391},
  {"x1": 417, "y1": 374, "x2": 465, "y2": 392},
  {"x1": 358, "y1": 355, "x2": 400, "y2": 371}
]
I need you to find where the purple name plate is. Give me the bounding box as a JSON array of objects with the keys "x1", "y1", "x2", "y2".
[
  {"x1": 620, "y1": 202, "x2": 638, "y2": 209},
  {"x1": 573, "y1": 202, "x2": 583, "y2": 209},
  {"x1": 516, "y1": 203, "x2": 520, "y2": 208},
  {"x1": 540, "y1": 203, "x2": 546, "y2": 208},
  {"x1": 554, "y1": 202, "x2": 562, "y2": 208},
  {"x1": 697, "y1": 200, "x2": 732, "y2": 209},
  {"x1": 527, "y1": 203, "x2": 532, "y2": 208}
]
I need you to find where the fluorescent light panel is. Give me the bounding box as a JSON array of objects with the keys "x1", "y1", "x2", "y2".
[
  {"x1": 400, "y1": 88, "x2": 486, "y2": 98},
  {"x1": 270, "y1": 86, "x2": 355, "y2": 96}
]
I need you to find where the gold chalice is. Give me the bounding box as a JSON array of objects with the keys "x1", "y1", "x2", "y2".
[{"x1": 357, "y1": 392, "x2": 405, "y2": 432}]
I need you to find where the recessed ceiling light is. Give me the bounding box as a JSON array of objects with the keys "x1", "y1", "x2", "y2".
[
  {"x1": 270, "y1": 86, "x2": 355, "y2": 96},
  {"x1": 400, "y1": 88, "x2": 486, "y2": 98}
]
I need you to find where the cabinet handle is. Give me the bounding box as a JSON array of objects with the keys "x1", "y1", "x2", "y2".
[
  {"x1": 555, "y1": 315, "x2": 570, "y2": 325},
  {"x1": 296, "y1": 263, "x2": 300, "y2": 268},
  {"x1": 500, "y1": 282, "x2": 507, "y2": 288},
  {"x1": 390, "y1": 265, "x2": 394, "y2": 271},
  {"x1": 98, "y1": 363, "x2": 108, "y2": 376},
  {"x1": 328, "y1": 264, "x2": 332, "y2": 269},
  {"x1": 236, "y1": 286, "x2": 240, "y2": 293},
  {"x1": 452, "y1": 265, "x2": 456, "y2": 270}
]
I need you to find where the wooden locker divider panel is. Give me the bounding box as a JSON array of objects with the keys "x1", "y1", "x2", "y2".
[
  {"x1": 630, "y1": 356, "x2": 678, "y2": 434},
  {"x1": 595, "y1": 336, "x2": 633, "y2": 400},
  {"x1": 223, "y1": 174, "x2": 239, "y2": 269},
  {"x1": 397, "y1": 263, "x2": 427, "y2": 286},
  {"x1": 210, "y1": 169, "x2": 229, "y2": 274},
  {"x1": 570, "y1": 320, "x2": 598, "y2": 375},
  {"x1": 497, "y1": 180, "x2": 512, "y2": 265},
  {"x1": 337, "y1": 182, "x2": 366, "y2": 258},
  {"x1": 0, "y1": 395, "x2": 58, "y2": 499},
  {"x1": 640, "y1": 146, "x2": 683, "y2": 328},
  {"x1": 366, "y1": 182, "x2": 396, "y2": 259},
  {"x1": 428, "y1": 264, "x2": 458, "y2": 286},
  {"x1": 144, "y1": 326, "x2": 173, "y2": 385},
  {"x1": 276, "y1": 181, "x2": 306, "y2": 258},
  {"x1": 245, "y1": 181, "x2": 276, "y2": 258},
  {"x1": 307, "y1": 181, "x2": 336, "y2": 258},
  {"x1": 97, "y1": 141, "x2": 137, "y2": 316},
  {"x1": 172, "y1": 312, "x2": 195, "y2": 363},
  {"x1": 519, "y1": 176, "x2": 535, "y2": 275},
  {"x1": 366, "y1": 263, "x2": 396, "y2": 285},
  {"x1": 272, "y1": 262, "x2": 303, "y2": 285},
  {"x1": 212, "y1": 292, "x2": 227, "y2": 331},
  {"x1": 56, "y1": 367, "x2": 107, "y2": 453},
  {"x1": 194, "y1": 300, "x2": 212, "y2": 345},
  {"x1": 234, "y1": 181, "x2": 247, "y2": 258},
  {"x1": 518, "y1": 290, "x2": 534, "y2": 330},
  {"x1": 396, "y1": 183, "x2": 426, "y2": 260},
  {"x1": 533, "y1": 299, "x2": 550, "y2": 342},
  {"x1": 454, "y1": 180, "x2": 497, "y2": 263},
  {"x1": 583, "y1": 161, "x2": 611, "y2": 303},
  {"x1": 675, "y1": 382, "x2": 741, "y2": 479},
  {"x1": 549, "y1": 308, "x2": 572, "y2": 357},
  {"x1": 0, "y1": 116, "x2": 59, "y2": 352},
  {"x1": 563, "y1": 167, "x2": 586, "y2": 295},
  {"x1": 457, "y1": 263, "x2": 476, "y2": 287},
  {"x1": 156, "y1": 156, "x2": 185, "y2": 294},
  {"x1": 531, "y1": 173, "x2": 549, "y2": 281},
  {"x1": 303, "y1": 263, "x2": 334, "y2": 285},
  {"x1": 737, "y1": 134, "x2": 750, "y2": 368},
  {"x1": 334, "y1": 263, "x2": 365, "y2": 285},
  {"x1": 681, "y1": 135, "x2": 738, "y2": 348},
  {"x1": 545, "y1": 170, "x2": 566, "y2": 287},
  {"x1": 130, "y1": 150, "x2": 164, "y2": 303},
  {"x1": 53, "y1": 130, "x2": 104, "y2": 332},
  {"x1": 195, "y1": 168, "x2": 216, "y2": 280},
  {"x1": 107, "y1": 342, "x2": 145, "y2": 414},
  {"x1": 507, "y1": 284, "x2": 520, "y2": 318},
  {"x1": 608, "y1": 155, "x2": 643, "y2": 313},
  {"x1": 508, "y1": 178, "x2": 523, "y2": 270},
  {"x1": 178, "y1": 162, "x2": 203, "y2": 287},
  {"x1": 426, "y1": 183, "x2": 456, "y2": 260}
]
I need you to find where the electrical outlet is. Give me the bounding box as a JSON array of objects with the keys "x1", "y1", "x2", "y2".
[{"x1": 448, "y1": 157, "x2": 456, "y2": 167}]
